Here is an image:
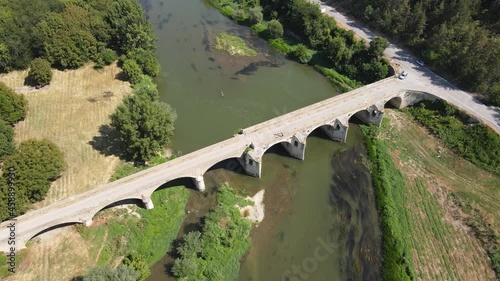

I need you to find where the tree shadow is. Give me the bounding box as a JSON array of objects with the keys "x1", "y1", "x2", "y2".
[
  {"x1": 115, "y1": 71, "x2": 128, "y2": 82},
  {"x1": 89, "y1": 124, "x2": 130, "y2": 161}
]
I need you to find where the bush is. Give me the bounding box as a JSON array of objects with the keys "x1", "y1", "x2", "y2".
[
  {"x1": 121, "y1": 59, "x2": 143, "y2": 84},
  {"x1": 406, "y1": 100, "x2": 500, "y2": 176},
  {"x1": 126, "y1": 48, "x2": 160, "y2": 77},
  {"x1": 0, "y1": 120, "x2": 15, "y2": 161},
  {"x1": 172, "y1": 184, "x2": 252, "y2": 280},
  {"x1": 100, "y1": 48, "x2": 117, "y2": 66},
  {"x1": 3, "y1": 140, "x2": 66, "y2": 204},
  {"x1": 27, "y1": 58, "x2": 52, "y2": 86},
  {"x1": 231, "y1": 8, "x2": 247, "y2": 21},
  {"x1": 82, "y1": 265, "x2": 140, "y2": 281},
  {"x1": 248, "y1": 7, "x2": 263, "y2": 24},
  {"x1": 267, "y1": 19, "x2": 284, "y2": 39},
  {"x1": 0, "y1": 82, "x2": 27, "y2": 125},
  {"x1": 290, "y1": 44, "x2": 312, "y2": 63}
]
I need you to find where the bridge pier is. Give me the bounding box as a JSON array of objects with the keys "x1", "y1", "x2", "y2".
[
  {"x1": 321, "y1": 119, "x2": 349, "y2": 142},
  {"x1": 355, "y1": 104, "x2": 384, "y2": 126},
  {"x1": 281, "y1": 133, "x2": 307, "y2": 160},
  {"x1": 142, "y1": 195, "x2": 154, "y2": 209},
  {"x1": 238, "y1": 152, "x2": 262, "y2": 178},
  {"x1": 83, "y1": 219, "x2": 93, "y2": 227},
  {"x1": 193, "y1": 176, "x2": 206, "y2": 192}
]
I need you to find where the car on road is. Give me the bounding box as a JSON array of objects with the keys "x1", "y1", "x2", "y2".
[
  {"x1": 416, "y1": 60, "x2": 425, "y2": 66},
  {"x1": 399, "y1": 71, "x2": 408, "y2": 80}
]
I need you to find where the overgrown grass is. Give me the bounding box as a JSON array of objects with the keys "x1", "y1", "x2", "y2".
[
  {"x1": 405, "y1": 100, "x2": 500, "y2": 176},
  {"x1": 314, "y1": 66, "x2": 360, "y2": 92},
  {"x1": 361, "y1": 124, "x2": 415, "y2": 281},
  {"x1": 110, "y1": 152, "x2": 182, "y2": 181},
  {"x1": 378, "y1": 109, "x2": 500, "y2": 280},
  {"x1": 172, "y1": 183, "x2": 253, "y2": 280},
  {"x1": 77, "y1": 186, "x2": 190, "y2": 267},
  {"x1": 0, "y1": 249, "x2": 28, "y2": 277},
  {"x1": 215, "y1": 33, "x2": 257, "y2": 57}
]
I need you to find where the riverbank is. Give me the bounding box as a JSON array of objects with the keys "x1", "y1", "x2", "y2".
[
  {"x1": 172, "y1": 183, "x2": 254, "y2": 280},
  {"x1": 206, "y1": 0, "x2": 389, "y2": 92},
  {"x1": 364, "y1": 109, "x2": 498, "y2": 280}
]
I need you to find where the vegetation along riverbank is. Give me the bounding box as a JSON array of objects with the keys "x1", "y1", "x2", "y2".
[
  {"x1": 363, "y1": 107, "x2": 500, "y2": 280},
  {"x1": 207, "y1": 0, "x2": 392, "y2": 92},
  {"x1": 172, "y1": 183, "x2": 255, "y2": 280}
]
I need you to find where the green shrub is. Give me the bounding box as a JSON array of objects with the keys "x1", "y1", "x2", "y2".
[
  {"x1": 0, "y1": 120, "x2": 15, "y2": 161},
  {"x1": 121, "y1": 59, "x2": 143, "y2": 84},
  {"x1": 28, "y1": 58, "x2": 53, "y2": 86},
  {"x1": 290, "y1": 44, "x2": 312, "y2": 63},
  {"x1": 268, "y1": 38, "x2": 293, "y2": 54},
  {"x1": 267, "y1": 19, "x2": 283, "y2": 39},
  {"x1": 172, "y1": 183, "x2": 252, "y2": 280},
  {"x1": 248, "y1": 7, "x2": 263, "y2": 24},
  {"x1": 361, "y1": 125, "x2": 415, "y2": 281},
  {"x1": 100, "y1": 48, "x2": 117, "y2": 66},
  {"x1": 0, "y1": 82, "x2": 27, "y2": 125},
  {"x1": 406, "y1": 100, "x2": 500, "y2": 176}
]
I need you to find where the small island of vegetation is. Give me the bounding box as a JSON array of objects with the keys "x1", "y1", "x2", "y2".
[{"x1": 215, "y1": 33, "x2": 258, "y2": 57}]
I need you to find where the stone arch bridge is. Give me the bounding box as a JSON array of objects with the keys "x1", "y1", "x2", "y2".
[{"x1": 0, "y1": 77, "x2": 498, "y2": 252}]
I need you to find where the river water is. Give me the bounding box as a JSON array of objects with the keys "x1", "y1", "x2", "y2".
[{"x1": 141, "y1": 0, "x2": 381, "y2": 280}]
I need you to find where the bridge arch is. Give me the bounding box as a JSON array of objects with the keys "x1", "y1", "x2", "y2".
[{"x1": 27, "y1": 222, "x2": 81, "y2": 244}]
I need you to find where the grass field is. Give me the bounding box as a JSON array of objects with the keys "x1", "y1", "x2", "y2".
[
  {"x1": 379, "y1": 110, "x2": 498, "y2": 281},
  {"x1": 0, "y1": 63, "x2": 131, "y2": 206},
  {"x1": 0, "y1": 63, "x2": 132, "y2": 280}
]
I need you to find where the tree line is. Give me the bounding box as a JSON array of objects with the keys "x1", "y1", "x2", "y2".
[
  {"x1": 0, "y1": 82, "x2": 65, "y2": 221},
  {"x1": 209, "y1": 0, "x2": 391, "y2": 89},
  {"x1": 334, "y1": 0, "x2": 500, "y2": 105},
  {"x1": 0, "y1": 0, "x2": 160, "y2": 84}
]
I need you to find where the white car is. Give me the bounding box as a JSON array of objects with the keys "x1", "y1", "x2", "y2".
[
  {"x1": 416, "y1": 60, "x2": 424, "y2": 66},
  {"x1": 399, "y1": 71, "x2": 408, "y2": 80}
]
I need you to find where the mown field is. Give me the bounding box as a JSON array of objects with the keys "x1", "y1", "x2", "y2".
[
  {"x1": 378, "y1": 109, "x2": 498, "y2": 281},
  {"x1": 0, "y1": 63, "x2": 134, "y2": 280}
]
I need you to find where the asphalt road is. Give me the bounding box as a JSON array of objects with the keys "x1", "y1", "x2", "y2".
[{"x1": 318, "y1": 1, "x2": 500, "y2": 133}]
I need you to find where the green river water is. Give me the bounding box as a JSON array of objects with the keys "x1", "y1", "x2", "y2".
[{"x1": 141, "y1": 0, "x2": 382, "y2": 280}]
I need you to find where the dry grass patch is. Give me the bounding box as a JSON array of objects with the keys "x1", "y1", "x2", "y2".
[
  {"x1": 0, "y1": 63, "x2": 131, "y2": 206},
  {"x1": 381, "y1": 109, "x2": 498, "y2": 281},
  {"x1": 0, "y1": 63, "x2": 131, "y2": 281}
]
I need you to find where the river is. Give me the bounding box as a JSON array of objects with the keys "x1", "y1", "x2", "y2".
[{"x1": 141, "y1": 0, "x2": 382, "y2": 280}]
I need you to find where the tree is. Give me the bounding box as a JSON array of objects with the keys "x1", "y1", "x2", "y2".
[
  {"x1": 125, "y1": 48, "x2": 160, "y2": 77},
  {"x1": 0, "y1": 82, "x2": 27, "y2": 125},
  {"x1": 99, "y1": 48, "x2": 117, "y2": 66},
  {"x1": 110, "y1": 93, "x2": 176, "y2": 162},
  {"x1": 132, "y1": 76, "x2": 159, "y2": 100},
  {"x1": 121, "y1": 59, "x2": 143, "y2": 84},
  {"x1": 290, "y1": 44, "x2": 312, "y2": 63},
  {"x1": 3, "y1": 139, "x2": 66, "y2": 203},
  {"x1": 28, "y1": 58, "x2": 53, "y2": 86},
  {"x1": 368, "y1": 36, "x2": 389, "y2": 58},
  {"x1": 248, "y1": 7, "x2": 263, "y2": 24},
  {"x1": 0, "y1": 120, "x2": 15, "y2": 161},
  {"x1": 122, "y1": 253, "x2": 150, "y2": 281},
  {"x1": 83, "y1": 265, "x2": 140, "y2": 281},
  {"x1": 106, "y1": 0, "x2": 156, "y2": 54},
  {"x1": 267, "y1": 19, "x2": 284, "y2": 39}
]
